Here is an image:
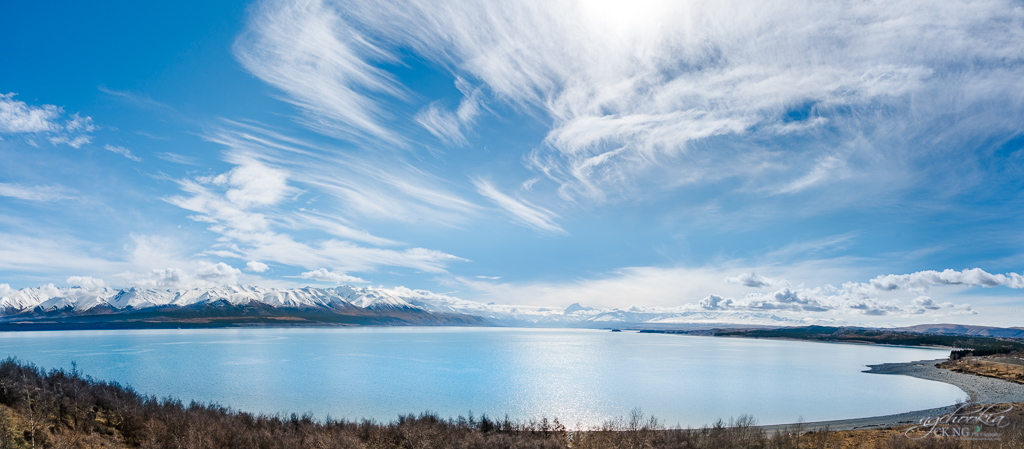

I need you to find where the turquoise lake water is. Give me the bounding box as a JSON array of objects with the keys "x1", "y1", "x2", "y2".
[{"x1": 0, "y1": 327, "x2": 965, "y2": 427}]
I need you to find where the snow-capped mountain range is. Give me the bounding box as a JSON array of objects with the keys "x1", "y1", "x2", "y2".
[{"x1": 0, "y1": 284, "x2": 827, "y2": 328}]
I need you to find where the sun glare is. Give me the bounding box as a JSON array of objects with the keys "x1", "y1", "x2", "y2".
[{"x1": 577, "y1": 0, "x2": 677, "y2": 35}]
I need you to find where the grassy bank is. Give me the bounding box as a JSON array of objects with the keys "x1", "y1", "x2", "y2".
[
  {"x1": 939, "y1": 351, "x2": 1024, "y2": 384},
  {"x1": 1, "y1": 358, "x2": 1022, "y2": 448}
]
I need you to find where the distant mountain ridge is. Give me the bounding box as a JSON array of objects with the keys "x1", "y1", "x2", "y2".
[
  {"x1": 0, "y1": 285, "x2": 477, "y2": 328},
  {"x1": 894, "y1": 323, "x2": 1024, "y2": 339},
  {"x1": 4, "y1": 283, "x2": 1010, "y2": 335},
  {"x1": 1, "y1": 285, "x2": 425, "y2": 313},
  {"x1": 0, "y1": 284, "x2": 828, "y2": 329}
]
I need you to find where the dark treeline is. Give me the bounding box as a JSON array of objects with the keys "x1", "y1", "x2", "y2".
[
  {"x1": 643, "y1": 326, "x2": 1024, "y2": 359},
  {"x1": 948, "y1": 347, "x2": 1023, "y2": 361},
  {"x1": 0, "y1": 357, "x2": 1022, "y2": 449}
]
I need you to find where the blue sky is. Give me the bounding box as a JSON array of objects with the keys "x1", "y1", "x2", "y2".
[{"x1": 1, "y1": 0, "x2": 1023, "y2": 326}]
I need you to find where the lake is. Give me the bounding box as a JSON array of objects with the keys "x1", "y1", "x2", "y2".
[{"x1": 0, "y1": 327, "x2": 964, "y2": 427}]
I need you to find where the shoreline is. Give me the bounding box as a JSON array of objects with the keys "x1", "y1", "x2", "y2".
[{"x1": 763, "y1": 358, "x2": 1024, "y2": 431}]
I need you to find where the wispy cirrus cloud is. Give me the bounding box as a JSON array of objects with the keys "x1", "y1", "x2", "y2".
[
  {"x1": 0, "y1": 183, "x2": 76, "y2": 202},
  {"x1": 104, "y1": 144, "x2": 142, "y2": 162},
  {"x1": 236, "y1": 0, "x2": 1024, "y2": 212},
  {"x1": 206, "y1": 120, "x2": 480, "y2": 225},
  {"x1": 97, "y1": 85, "x2": 176, "y2": 113},
  {"x1": 155, "y1": 152, "x2": 198, "y2": 165},
  {"x1": 414, "y1": 104, "x2": 465, "y2": 146},
  {"x1": 234, "y1": 0, "x2": 406, "y2": 143},
  {"x1": 414, "y1": 78, "x2": 484, "y2": 146},
  {"x1": 473, "y1": 178, "x2": 565, "y2": 234},
  {"x1": 0, "y1": 233, "x2": 121, "y2": 275},
  {"x1": 166, "y1": 124, "x2": 471, "y2": 275},
  {"x1": 282, "y1": 211, "x2": 400, "y2": 247}
]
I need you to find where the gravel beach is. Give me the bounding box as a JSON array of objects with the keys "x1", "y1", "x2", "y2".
[
  {"x1": 762, "y1": 358, "x2": 1024, "y2": 432},
  {"x1": 864, "y1": 359, "x2": 1024, "y2": 404}
]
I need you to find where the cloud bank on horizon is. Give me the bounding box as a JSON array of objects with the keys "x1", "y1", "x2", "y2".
[{"x1": 1, "y1": 0, "x2": 1022, "y2": 326}]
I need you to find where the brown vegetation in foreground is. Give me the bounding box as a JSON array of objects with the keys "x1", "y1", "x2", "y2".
[
  {"x1": 939, "y1": 352, "x2": 1024, "y2": 384},
  {"x1": 1, "y1": 358, "x2": 1023, "y2": 449}
]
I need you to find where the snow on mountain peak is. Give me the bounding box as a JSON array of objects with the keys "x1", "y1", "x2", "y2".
[
  {"x1": 564, "y1": 303, "x2": 593, "y2": 314},
  {"x1": 0, "y1": 283, "x2": 831, "y2": 327},
  {"x1": 352, "y1": 291, "x2": 417, "y2": 310}
]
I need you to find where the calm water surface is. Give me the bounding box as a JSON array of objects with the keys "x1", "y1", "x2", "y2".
[{"x1": 0, "y1": 327, "x2": 964, "y2": 427}]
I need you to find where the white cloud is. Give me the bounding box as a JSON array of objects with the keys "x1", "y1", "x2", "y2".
[
  {"x1": 0, "y1": 93, "x2": 95, "y2": 147},
  {"x1": 738, "y1": 288, "x2": 834, "y2": 313},
  {"x1": 709, "y1": 271, "x2": 996, "y2": 316},
  {"x1": 195, "y1": 262, "x2": 243, "y2": 284},
  {"x1": 168, "y1": 156, "x2": 295, "y2": 236},
  {"x1": 0, "y1": 183, "x2": 75, "y2": 202},
  {"x1": 119, "y1": 268, "x2": 190, "y2": 289},
  {"x1": 299, "y1": 268, "x2": 368, "y2": 284},
  {"x1": 456, "y1": 264, "x2": 991, "y2": 319},
  {"x1": 473, "y1": 178, "x2": 565, "y2": 234},
  {"x1": 698, "y1": 294, "x2": 733, "y2": 310},
  {"x1": 118, "y1": 262, "x2": 242, "y2": 289},
  {"x1": 218, "y1": 156, "x2": 294, "y2": 208},
  {"x1": 62, "y1": 113, "x2": 94, "y2": 133},
  {"x1": 104, "y1": 144, "x2": 142, "y2": 162},
  {"x1": 868, "y1": 268, "x2": 1024, "y2": 292},
  {"x1": 709, "y1": 269, "x2": 997, "y2": 316},
  {"x1": 65, "y1": 276, "x2": 107, "y2": 291},
  {"x1": 726, "y1": 272, "x2": 781, "y2": 289},
  {"x1": 904, "y1": 296, "x2": 970, "y2": 316},
  {"x1": 169, "y1": 179, "x2": 271, "y2": 233},
  {"x1": 48, "y1": 135, "x2": 92, "y2": 148},
  {"x1": 49, "y1": 114, "x2": 95, "y2": 148},
  {"x1": 0, "y1": 92, "x2": 61, "y2": 133},
  {"x1": 245, "y1": 261, "x2": 270, "y2": 272}
]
